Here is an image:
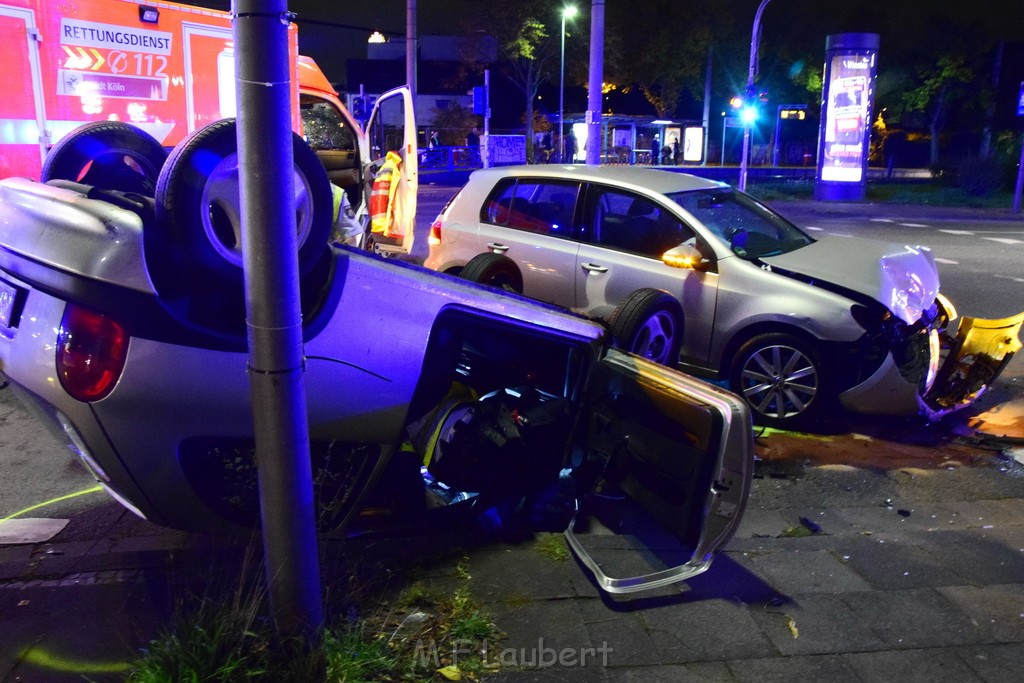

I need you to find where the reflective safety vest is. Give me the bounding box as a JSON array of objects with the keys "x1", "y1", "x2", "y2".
[{"x1": 369, "y1": 151, "x2": 404, "y2": 238}]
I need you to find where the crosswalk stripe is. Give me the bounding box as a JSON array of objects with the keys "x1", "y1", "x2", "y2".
[
  {"x1": 870, "y1": 218, "x2": 894, "y2": 223},
  {"x1": 804, "y1": 226, "x2": 824, "y2": 231},
  {"x1": 899, "y1": 222, "x2": 929, "y2": 227},
  {"x1": 982, "y1": 237, "x2": 1024, "y2": 245},
  {"x1": 939, "y1": 229, "x2": 975, "y2": 235},
  {"x1": 933, "y1": 257, "x2": 959, "y2": 264}
]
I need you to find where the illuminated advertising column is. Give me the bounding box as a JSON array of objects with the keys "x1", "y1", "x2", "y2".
[{"x1": 814, "y1": 33, "x2": 879, "y2": 201}]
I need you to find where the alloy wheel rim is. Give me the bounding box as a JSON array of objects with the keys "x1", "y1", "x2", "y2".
[
  {"x1": 740, "y1": 344, "x2": 818, "y2": 419},
  {"x1": 631, "y1": 311, "x2": 676, "y2": 364}
]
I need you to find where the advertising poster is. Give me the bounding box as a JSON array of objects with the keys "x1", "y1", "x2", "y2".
[{"x1": 820, "y1": 53, "x2": 873, "y2": 182}]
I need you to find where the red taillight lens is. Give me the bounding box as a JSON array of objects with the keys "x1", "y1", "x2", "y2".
[
  {"x1": 428, "y1": 218, "x2": 442, "y2": 246},
  {"x1": 57, "y1": 305, "x2": 129, "y2": 402}
]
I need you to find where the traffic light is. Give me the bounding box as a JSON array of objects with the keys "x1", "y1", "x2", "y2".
[
  {"x1": 352, "y1": 97, "x2": 366, "y2": 120},
  {"x1": 737, "y1": 85, "x2": 766, "y2": 125}
]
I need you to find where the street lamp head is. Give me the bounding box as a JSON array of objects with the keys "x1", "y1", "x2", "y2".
[{"x1": 562, "y1": 5, "x2": 578, "y2": 20}]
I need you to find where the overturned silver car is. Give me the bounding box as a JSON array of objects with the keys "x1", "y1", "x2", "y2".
[{"x1": 0, "y1": 121, "x2": 753, "y2": 595}]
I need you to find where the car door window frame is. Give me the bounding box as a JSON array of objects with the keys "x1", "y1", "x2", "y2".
[
  {"x1": 582, "y1": 183, "x2": 710, "y2": 263},
  {"x1": 480, "y1": 178, "x2": 582, "y2": 239}
]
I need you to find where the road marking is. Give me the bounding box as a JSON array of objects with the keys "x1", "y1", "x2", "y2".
[
  {"x1": 899, "y1": 222, "x2": 929, "y2": 227},
  {"x1": 804, "y1": 226, "x2": 824, "y2": 231},
  {"x1": 939, "y1": 229, "x2": 975, "y2": 235},
  {"x1": 982, "y1": 237, "x2": 1024, "y2": 245},
  {"x1": 933, "y1": 257, "x2": 959, "y2": 264},
  {"x1": 870, "y1": 218, "x2": 895, "y2": 223}
]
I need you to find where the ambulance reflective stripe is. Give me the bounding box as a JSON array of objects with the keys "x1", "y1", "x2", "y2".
[{"x1": 369, "y1": 150, "x2": 403, "y2": 238}]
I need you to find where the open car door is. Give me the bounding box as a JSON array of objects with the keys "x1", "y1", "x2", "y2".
[
  {"x1": 364, "y1": 87, "x2": 417, "y2": 256},
  {"x1": 568, "y1": 349, "x2": 754, "y2": 594}
]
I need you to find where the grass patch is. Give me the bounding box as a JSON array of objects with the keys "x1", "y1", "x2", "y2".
[
  {"x1": 533, "y1": 533, "x2": 570, "y2": 563},
  {"x1": 129, "y1": 549, "x2": 505, "y2": 681}
]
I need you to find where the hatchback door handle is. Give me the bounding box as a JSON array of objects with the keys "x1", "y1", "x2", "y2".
[
  {"x1": 487, "y1": 242, "x2": 509, "y2": 253},
  {"x1": 582, "y1": 263, "x2": 608, "y2": 273}
]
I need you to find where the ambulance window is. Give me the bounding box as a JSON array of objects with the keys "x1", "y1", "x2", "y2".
[{"x1": 300, "y1": 98, "x2": 355, "y2": 152}]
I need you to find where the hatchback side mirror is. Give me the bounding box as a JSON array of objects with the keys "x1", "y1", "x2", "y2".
[{"x1": 662, "y1": 243, "x2": 708, "y2": 271}]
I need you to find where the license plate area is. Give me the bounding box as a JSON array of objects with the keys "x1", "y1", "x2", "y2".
[{"x1": 0, "y1": 278, "x2": 25, "y2": 331}]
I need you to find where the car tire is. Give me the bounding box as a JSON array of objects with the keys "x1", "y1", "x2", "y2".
[
  {"x1": 42, "y1": 121, "x2": 167, "y2": 195},
  {"x1": 729, "y1": 332, "x2": 832, "y2": 430},
  {"x1": 149, "y1": 118, "x2": 332, "y2": 333},
  {"x1": 459, "y1": 253, "x2": 524, "y2": 293},
  {"x1": 607, "y1": 289, "x2": 683, "y2": 366}
]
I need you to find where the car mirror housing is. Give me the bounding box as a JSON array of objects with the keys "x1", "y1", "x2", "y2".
[{"x1": 663, "y1": 243, "x2": 706, "y2": 271}]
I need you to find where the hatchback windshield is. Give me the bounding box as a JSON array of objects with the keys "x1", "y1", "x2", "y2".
[{"x1": 669, "y1": 189, "x2": 814, "y2": 260}]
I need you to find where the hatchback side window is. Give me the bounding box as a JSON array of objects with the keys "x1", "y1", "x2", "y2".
[
  {"x1": 482, "y1": 179, "x2": 580, "y2": 237},
  {"x1": 591, "y1": 188, "x2": 694, "y2": 258}
]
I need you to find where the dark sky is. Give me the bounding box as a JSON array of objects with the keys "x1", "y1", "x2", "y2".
[{"x1": 197, "y1": 1, "x2": 1024, "y2": 97}]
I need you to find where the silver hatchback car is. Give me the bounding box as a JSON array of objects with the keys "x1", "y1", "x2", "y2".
[{"x1": 424, "y1": 166, "x2": 1022, "y2": 429}]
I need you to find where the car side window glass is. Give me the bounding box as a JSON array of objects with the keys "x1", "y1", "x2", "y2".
[
  {"x1": 591, "y1": 188, "x2": 694, "y2": 258},
  {"x1": 483, "y1": 179, "x2": 517, "y2": 226},
  {"x1": 484, "y1": 180, "x2": 579, "y2": 237}
]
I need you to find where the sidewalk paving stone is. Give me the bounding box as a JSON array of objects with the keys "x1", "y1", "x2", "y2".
[
  {"x1": 640, "y1": 599, "x2": 776, "y2": 663},
  {"x1": 743, "y1": 548, "x2": 873, "y2": 594},
  {"x1": 605, "y1": 661, "x2": 734, "y2": 682},
  {"x1": 954, "y1": 643, "x2": 1024, "y2": 682},
  {"x1": 725, "y1": 653, "x2": 861, "y2": 681},
  {"x1": 842, "y1": 588, "x2": 996, "y2": 648},
  {"x1": 829, "y1": 536, "x2": 964, "y2": 589},
  {"x1": 844, "y1": 648, "x2": 984, "y2": 682},
  {"x1": 747, "y1": 593, "x2": 884, "y2": 656},
  {"x1": 937, "y1": 585, "x2": 1024, "y2": 644}
]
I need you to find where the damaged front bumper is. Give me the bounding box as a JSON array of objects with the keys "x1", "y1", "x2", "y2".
[{"x1": 840, "y1": 306, "x2": 1024, "y2": 419}]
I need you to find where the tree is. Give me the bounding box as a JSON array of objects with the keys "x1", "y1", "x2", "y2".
[
  {"x1": 463, "y1": 1, "x2": 558, "y2": 162},
  {"x1": 606, "y1": 0, "x2": 734, "y2": 117},
  {"x1": 899, "y1": 55, "x2": 975, "y2": 167}
]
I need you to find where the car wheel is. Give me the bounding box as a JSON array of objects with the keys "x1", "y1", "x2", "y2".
[
  {"x1": 607, "y1": 289, "x2": 683, "y2": 366},
  {"x1": 149, "y1": 119, "x2": 332, "y2": 333},
  {"x1": 155, "y1": 118, "x2": 331, "y2": 276},
  {"x1": 729, "y1": 332, "x2": 831, "y2": 429},
  {"x1": 459, "y1": 253, "x2": 524, "y2": 293},
  {"x1": 42, "y1": 121, "x2": 167, "y2": 195}
]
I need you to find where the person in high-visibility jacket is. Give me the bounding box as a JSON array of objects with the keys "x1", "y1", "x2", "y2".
[{"x1": 369, "y1": 150, "x2": 405, "y2": 239}]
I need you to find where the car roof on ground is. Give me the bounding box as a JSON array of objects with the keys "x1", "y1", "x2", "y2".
[{"x1": 468, "y1": 165, "x2": 729, "y2": 195}]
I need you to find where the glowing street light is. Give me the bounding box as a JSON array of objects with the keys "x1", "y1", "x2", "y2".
[{"x1": 559, "y1": 5, "x2": 578, "y2": 162}]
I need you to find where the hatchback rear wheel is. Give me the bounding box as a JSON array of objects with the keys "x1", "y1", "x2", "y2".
[{"x1": 459, "y1": 253, "x2": 524, "y2": 293}]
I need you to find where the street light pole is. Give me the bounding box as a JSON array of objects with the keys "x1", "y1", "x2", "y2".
[
  {"x1": 739, "y1": 0, "x2": 772, "y2": 191},
  {"x1": 559, "y1": 5, "x2": 577, "y2": 162}
]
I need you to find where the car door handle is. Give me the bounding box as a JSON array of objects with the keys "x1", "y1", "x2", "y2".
[
  {"x1": 581, "y1": 263, "x2": 608, "y2": 273},
  {"x1": 486, "y1": 242, "x2": 509, "y2": 253}
]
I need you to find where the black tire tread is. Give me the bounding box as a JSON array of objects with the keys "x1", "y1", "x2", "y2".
[
  {"x1": 459, "y1": 253, "x2": 524, "y2": 293},
  {"x1": 606, "y1": 288, "x2": 684, "y2": 364}
]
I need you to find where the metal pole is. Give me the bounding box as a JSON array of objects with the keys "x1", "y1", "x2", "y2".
[
  {"x1": 702, "y1": 47, "x2": 712, "y2": 166},
  {"x1": 585, "y1": 0, "x2": 604, "y2": 165},
  {"x1": 483, "y1": 69, "x2": 491, "y2": 168},
  {"x1": 406, "y1": 0, "x2": 417, "y2": 101},
  {"x1": 772, "y1": 105, "x2": 781, "y2": 166},
  {"x1": 559, "y1": 13, "x2": 566, "y2": 162},
  {"x1": 1013, "y1": 132, "x2": 1024, "y2": 213},
  {"x1": 739, "y1": 0, "x2": 772, "y2": 191},
  {"x1": 232, "y1": 0, "x2": 323, "y2": 641},
  {"x1": 721, "y1": 115, "x2": 726, "y2": 165}
]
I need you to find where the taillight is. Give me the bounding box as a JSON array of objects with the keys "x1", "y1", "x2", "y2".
[
  {"x1": 428, "y1": 218, "x2": 442, "y2": 246},
  {"x1": 57, "y1": 305, "x2": 129, "y2": 402}
]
